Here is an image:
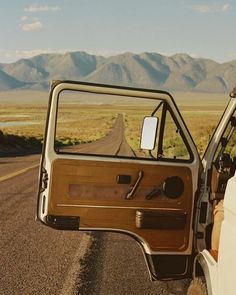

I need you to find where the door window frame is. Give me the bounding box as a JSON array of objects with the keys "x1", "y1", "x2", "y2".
[{"x1": 51, "y1": 82, "x2": 196, "y2": 164}]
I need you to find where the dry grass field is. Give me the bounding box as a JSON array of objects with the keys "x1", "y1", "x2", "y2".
[
  {"x1": 175, "y1": 92, "x2": 228, "y2": 156},
  {"x1": 0, "y1": 90, "x2": 229, "y2": 157}
]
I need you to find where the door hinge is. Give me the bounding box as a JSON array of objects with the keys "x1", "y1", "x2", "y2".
[
  {"x1": 196, "y1": 232, "x2": 204, "y2": 239},
  {"x1": 199, "y1": 202, "x2": 208, "y2": 223},
  {"x1": 40, "y1": 167, "x2": 48, "y2": 193}
]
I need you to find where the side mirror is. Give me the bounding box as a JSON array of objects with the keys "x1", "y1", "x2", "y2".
[{"x1": 140, "y1": 117, "x2": 158, "y2": 150}]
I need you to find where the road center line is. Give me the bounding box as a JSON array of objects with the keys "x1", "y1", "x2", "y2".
[{"x1": 0, "y1": 163, "x2": 39, "y2": 182}]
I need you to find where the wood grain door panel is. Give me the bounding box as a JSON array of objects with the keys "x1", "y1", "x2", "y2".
[{"x1": 48, "y1": 158, "x2": 193, "y2": 252}]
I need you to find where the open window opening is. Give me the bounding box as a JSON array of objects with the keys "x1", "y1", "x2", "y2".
[{"x1": 54, "y1": 90, "x2": 192, "y2": 163}]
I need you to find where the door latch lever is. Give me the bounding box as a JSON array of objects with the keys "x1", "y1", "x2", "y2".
[{"x1": 145, "y1": 188, "x2": 162, "y2": 200}]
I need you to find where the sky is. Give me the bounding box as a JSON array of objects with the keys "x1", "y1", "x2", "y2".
[{"x1": 0, "y1": 0, "x2": 236, "y2": 63}]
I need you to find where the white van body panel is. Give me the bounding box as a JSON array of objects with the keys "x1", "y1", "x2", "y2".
[
  {"x1": 200, "y1": 250, "x2": 218, "y2": 295},
  {"x1": 200, "y1": 174, "x2": 236, "y2": 295},
  {"x1": 218, "y1": 174, "x2": 236, "y2": 295}
]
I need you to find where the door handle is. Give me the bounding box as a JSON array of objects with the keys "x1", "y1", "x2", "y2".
[
  {"x1": 125, "y1": 170, "x2": 144, "y2": 200},
  {"x1": 145, "y1": 187, "x2": 162, "y2": 200}
]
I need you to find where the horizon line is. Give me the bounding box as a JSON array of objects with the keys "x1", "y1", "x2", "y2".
[{"x1": 0, "y1": 49, "x2": 235, "y2": 64}]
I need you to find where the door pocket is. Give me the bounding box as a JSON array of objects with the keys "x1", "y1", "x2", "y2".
[{"x1": 135, "y1": 209, "x2": 187, "y2": 229}]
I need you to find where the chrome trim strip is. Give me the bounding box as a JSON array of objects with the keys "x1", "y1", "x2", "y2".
[{"x1": 56, "y1": 204, "x2": 183, "y2": 211}]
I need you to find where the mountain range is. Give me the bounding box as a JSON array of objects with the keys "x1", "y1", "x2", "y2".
[{"x1": 0, "y1": 51, "x2": 235, "y2": 93}]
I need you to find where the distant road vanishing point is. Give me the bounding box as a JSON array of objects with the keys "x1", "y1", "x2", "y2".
[{"x1": 61, "y1": 113, "x2": 137, "y2": 157}]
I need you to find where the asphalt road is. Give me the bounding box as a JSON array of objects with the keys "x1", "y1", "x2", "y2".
[
  {"x1": 0, "y1": 156, "x2": 189, "y2": 294},
  {"x1": 0, "y1": 115, "x2": 189, "y2": 294},
  {"x1": 61, "y1": 114, "x2": 137, "y2": 157},
  {"x1": 0, "y1": 155, "x2": 90, "y2": 295}
]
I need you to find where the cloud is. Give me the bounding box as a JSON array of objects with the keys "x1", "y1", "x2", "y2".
[
  {"x1": 24, "y1": 3, "x2": 61, "y2": 13},
  {"x1": 192, "y1": 4, "x2": 211, "y2": 13},
  {"x1": 86, "y1": 50, "x2": 127, "y2": 57},
  {"x1": 222, "y1": 4, "x2": 230, "y2": 11},
  {"x1": 21, "y1": 16, "x2": 29, "y2": 21},
  {"x1": 189, "y1": 53, "x2": 200, "y2": 59},
  {"x1": 229, "y1": 52, "x2": 236, "y2": 60},
  {"x1": 20, "y1": 21, "x2": 43, "y2": 31},
  {"x1": 192, "y1": 3, "x2": 230, "y2": 13},
  {"x1": 0, "y1": 49, "x2": 124, "y2": 63},
  {"x1": 0, "y1": 49, "x2": 74, "y2": 63}
]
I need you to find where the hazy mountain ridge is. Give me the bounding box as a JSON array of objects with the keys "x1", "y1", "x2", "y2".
[
  {"x1": 0, "y1": 51, "x2": 235, "y2": 92},
  {"x1": 0, "y1": 69, "x2": 27, "y2": 90}
]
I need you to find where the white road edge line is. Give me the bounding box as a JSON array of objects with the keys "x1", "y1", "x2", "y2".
[
  {"x1": 0, "y1": 163, "x2": 39, "y2": 182},
  {"x1": 59, "y1": 233, "x2": 92, "y2": 295}
]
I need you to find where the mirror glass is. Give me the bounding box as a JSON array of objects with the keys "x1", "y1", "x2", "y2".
[{"x1": 140, "y1": 117, "x2": 158, "y2": 150}]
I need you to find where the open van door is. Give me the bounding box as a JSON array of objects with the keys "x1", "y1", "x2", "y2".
[{"x1": 37, "y1": 81, "x2": 201, "y2": 280}]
